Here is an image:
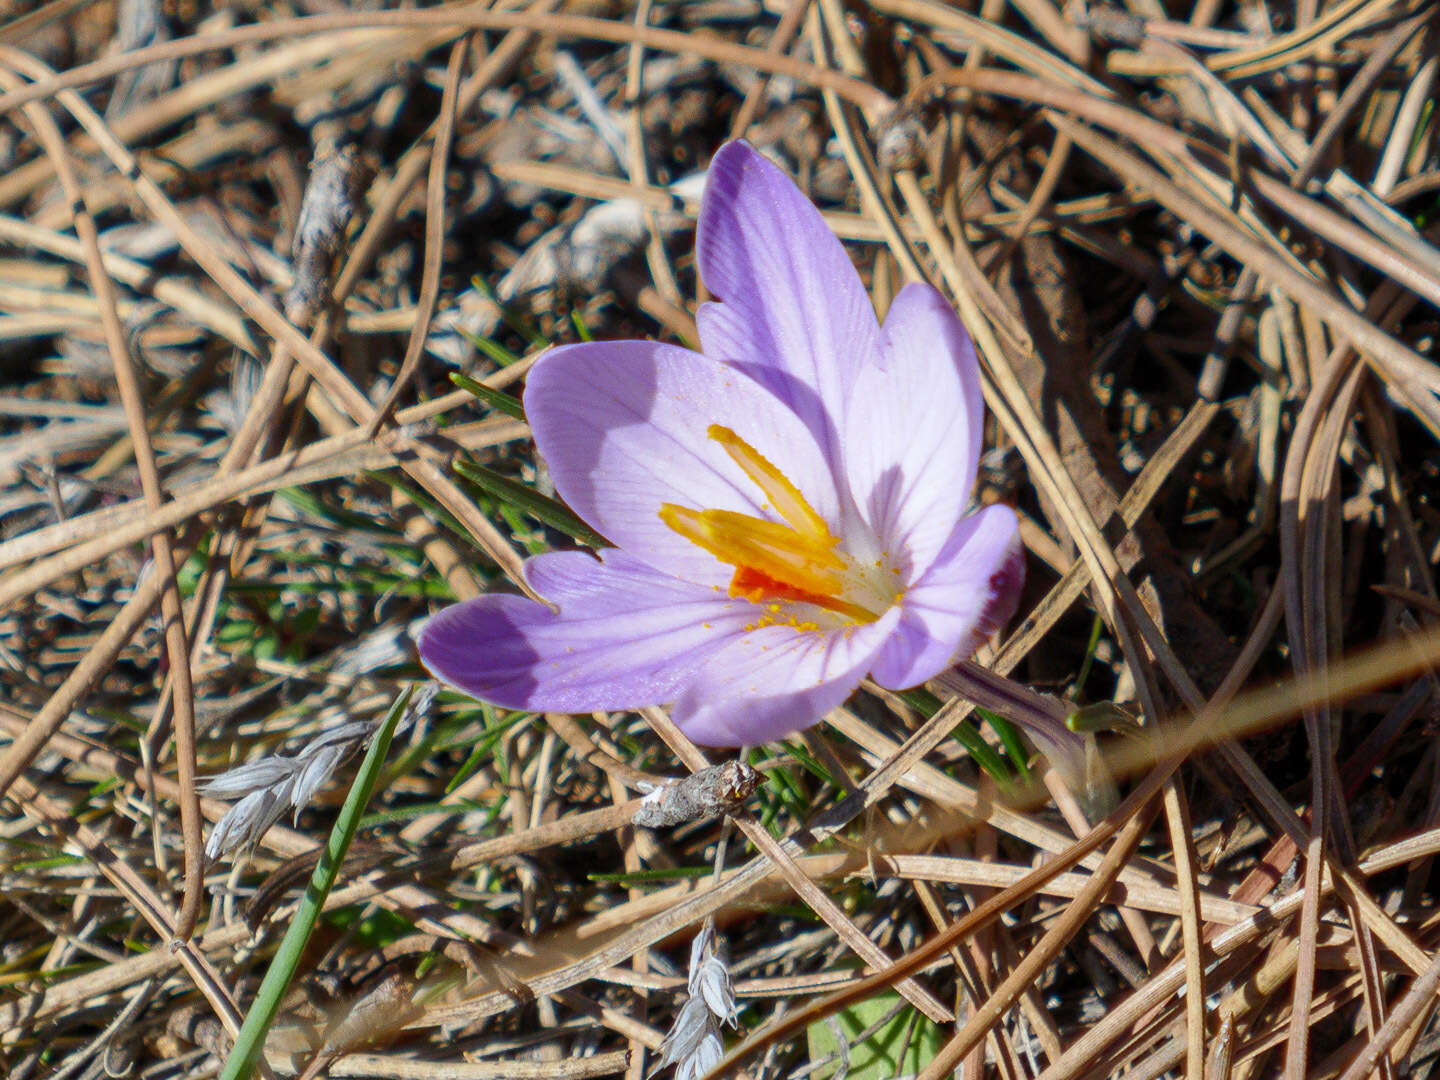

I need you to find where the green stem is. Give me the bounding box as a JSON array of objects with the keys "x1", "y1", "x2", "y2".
[{"x1": 217, "y1": 686, "x2": 412, "y2": 1080}]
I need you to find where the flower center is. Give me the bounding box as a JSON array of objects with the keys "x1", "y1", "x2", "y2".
[{"x1": 659, "y1": 425, "x2": 884, "y2": 624}]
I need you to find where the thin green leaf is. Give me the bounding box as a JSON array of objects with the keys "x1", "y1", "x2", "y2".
[
  {"x1": 449, "y1": 371, "x2": 527, "y2": 421},
  {"x1": 587, "y1": 866, "x2": 713, "y2": 884},
  {"x1": 948, "y1": 719, "x2": 1015, "y2": 786},
  {"x1": 780, "y1": 740, "x2": 839, "y2": 788},
  {"x1": 462, "y1": 332, "x2": 524, "y2": 369},
  {"x1": 896, "y1": 688, "x2": 1014, "y2": 785},
  {"x1": 452, "y1": 457, "x2": 608, "y2": 549},
  {"x1": 469, "y1": 275, "x2": 547, "y2": 348},
  {"x1": 977, "y1": 707, "x2": 1031, "y2": 781},
  {"x1": 365, "y1": 471, "x2": 491, "y2": 560},
  {"x1": 217, "y1": 685, "x2": 411, "y2": 1080},
  {"x1": 1072, "y1": 612, "x2": 1104, "y2": 701}
]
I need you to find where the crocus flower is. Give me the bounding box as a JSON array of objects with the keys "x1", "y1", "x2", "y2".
[{"x1": 419, "y1": 140, "x2": 1024, "y2": 747}]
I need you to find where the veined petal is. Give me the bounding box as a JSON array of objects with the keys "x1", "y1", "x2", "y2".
[
  {"x1": 844, "y1": 282, "x2": 985, "y2": 580},
  {"x1": 671, "y1": 610, "x2": 899, "y2": 747},
  {"x1": 525, "y1": 547, "x2": 712, "y2": 607},
  {"x1": 418, "y1": 550, "x2": 754, "y2": 713},
  {"x1": 526, "y1": 341, "x2": 842, "y2": 587},
  {"x1": 869, "y1": 505, "x2": 1024, "y2": 691},
  {"x1": 695, "y1": 142, "x2": 879, "y2": 458}
]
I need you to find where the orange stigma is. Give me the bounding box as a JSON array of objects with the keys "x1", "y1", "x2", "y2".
[{"x1": 659, "y1": 425, "x2": 880, "y2": 623}]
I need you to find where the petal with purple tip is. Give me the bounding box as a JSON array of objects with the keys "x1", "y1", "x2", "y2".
[
  {"x1": 527, "y1": 341, "x2": 842, "y2": 588},
  {"x1": 418, "y1": 550, "x2": 753, "y2": 713},
  {"x1": 869, "y1": 504, "x2": 1024, "y2": 691},
  {"x1": 695, "y1": 142, "x2": 880, "y2": 456},
  {"x1": 844, "y1": 282, "x2": 985, "y2": 580}
]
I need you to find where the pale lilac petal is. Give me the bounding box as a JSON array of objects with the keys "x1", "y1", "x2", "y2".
[
  {"x1": 844, "y1": 282, "x2": 985, "y2": 580},
  {"x1": 869, "y1": 505, "x2": 1024, "y2": 691},
  {"x1": 524, "y1": 547, "x2": 709, "y2": 607},
  {"x1": 672, "y1": 610, "x2": 899, "y2": 747},
  {"x1": 526, "y1": 341, "x2": 842, "y2": 587},
  {"x1": 418, "y1": 550, "x2": 753, "y2": 712},
  {"x1": 695, "y1": 142, "x2": 880, "y2": 457}
]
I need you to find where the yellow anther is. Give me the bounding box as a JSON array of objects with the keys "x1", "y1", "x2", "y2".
[
  {"x1": 659, "y1": 504, "x2": 845, "y2": 599},
  {"x1": 660, "y1": 426, "x2": 885, "y2": 625},
  {"x1": 708, "y1": 425, "x2": 836, "y2": 547}
]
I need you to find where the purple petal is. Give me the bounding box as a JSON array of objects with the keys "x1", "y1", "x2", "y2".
[
  {"x1": 526, "y1": 341, "x2": 842, "y2": 588},
  {"x1": 843, "y1": 282, "x2": 985, "y2": 580},
  {"x1": 671, "y1": 610, "x2": 899, "y2": 747},
  {"x1": 869, "y1": 504, "x2": 1024, "y2": 691},
  {"x1": 695, "y1": 142, "x2": 880, "y2": 459},
  {"x1": 418, "y1": 550, "x2": 753, "y2": 712}
]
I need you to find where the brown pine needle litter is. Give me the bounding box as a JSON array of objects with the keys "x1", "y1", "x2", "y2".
[{"x1": 1, "y1": 0, "x2": 1438, "y2": 1078}]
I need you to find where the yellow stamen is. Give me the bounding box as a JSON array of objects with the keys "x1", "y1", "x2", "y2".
[
  {"x1": 659, "y1": 427, "x2": 882, "y2": 623},
  {"x1": 707, "y1": 424, "x2": 836, "y2": 547},
  {"x1": 658, "y1": 504, "x2": 845, "y2": 599}
]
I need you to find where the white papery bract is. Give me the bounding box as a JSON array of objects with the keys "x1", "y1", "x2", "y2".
[{"x1": 655, "y1": 922, "x2": 737, "y2": 1080}]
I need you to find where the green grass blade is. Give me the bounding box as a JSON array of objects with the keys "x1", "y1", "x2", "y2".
[
  {"x1": 469, "y1": 275, "x2": 546, "y2": 348},
  {"x1": 464, "y1": 334, "x2": 524, "y2": 368},
  {"x1": 895, "y1": 688, "x2": 1013, "y2": 785},
  {"x1": 449, "y1": 372, "x2": 526, "y2": 421},
  {"x1": 947, "y1": 717, "x2": 1014, "y2": 786},
  {"x1": 452, "y1": 457, "x2": 608, "y2": 549},
  {"x1": 977, "y1": 707, "x2": 1032, "y2": 781},
  {"x1": 217, "y1": 686, "x2": 412, "y2": 1080}
]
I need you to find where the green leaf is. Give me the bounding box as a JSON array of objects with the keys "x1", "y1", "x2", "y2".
[
  {"x1": 806, "y1": 993, "x2": 944, "y2": 1080},
  {"x1": 452, "y1": 457, "x2": 608, "y2": 549},
  {"x1": 896, "y1": 688, "x2": 1014, "y2": 785},
  {"x1": 751, "y1": 747, "x2": 810, "y2": 830},
  {"x1": 467, "y1": 335, "x2": 523, "y2": 368},
  {"x1": 977, "y1": 707, "x2": 1031, "y2": 781},
  {"x1": 320, "y1": 907, "x2": 415, "y2": 949},
  {"x1": 587, "y1": 866, "x2": 714, "y2": 885},
  {"x1": 1072, "y1": 612, "x2": 1104, "y2": 698},
  {"x1": 217, "y1": 685, "x2": 411, "y2": 1080},
  {"x1": 449, "y1": 371, "x2": 526, "y2": 421},
  {"x1": 779, "y1": 740, "x2": 839, "y2": 789},
  {"x1": 468, "y1": 275, "x2": 546, "y2": 348},
  {"x1": 445, "y1": 705, "x2": 529, "y2": 793}
]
